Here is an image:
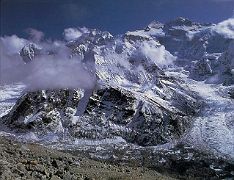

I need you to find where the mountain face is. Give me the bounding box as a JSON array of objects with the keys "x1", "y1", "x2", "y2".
[
  {"x1": 127, "y1": 17, "x2": 234, "y2": 85},
  {"x1": 0, "y1": 17, "x2": 234, "y2": 178},
  {"x1": 20, "y1": 43, "x2": 42, "y2": 63},
  {"x1": 144, "y1": 17, "x2": 232, "y2": 58},
  {"x1": 1, "y1": 17, "x2": 233, "y2": 145},
  {"x1": 1, "y1": 25, "x2": 201, "y2": 147}
]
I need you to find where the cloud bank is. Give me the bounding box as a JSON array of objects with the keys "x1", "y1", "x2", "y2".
[
  {"x1": 25, "y1": 28, "x2": 44, "y2": 42},
  {"x1": 64, "y1": 28, "x2": 83, "y2": 41},
  {"x1": 0, "y1": 32, "x2": 96, "y2": 91},
  {"x1": 140, "y1": 41, "x2": 175, "y2": 68},
  {"x1": 0, "y1": 35, "x2": 28, "y2": 55},
  {"x1": 212, "y1": 18, "x2": 234, "y2": 39}
]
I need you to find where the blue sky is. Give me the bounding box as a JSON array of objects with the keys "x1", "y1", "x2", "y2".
[{"x1": 1, "y1": 0, "x2": 234, "y2": 39}]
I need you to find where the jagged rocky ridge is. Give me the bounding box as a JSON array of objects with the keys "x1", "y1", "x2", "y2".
[{"x1": 127, "y1": 17, "x2": 234, "y2": 85}]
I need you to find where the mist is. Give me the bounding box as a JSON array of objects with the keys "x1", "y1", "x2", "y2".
[
  {"x1": 0, "y1": 33, "x2": 96, "y2": 91},
  {"x1": 139, "y1": 41, "x2": 175, "y2": 68},
  {"x1": 212, "y1": 18, "x2": 234, "y2": 39}
]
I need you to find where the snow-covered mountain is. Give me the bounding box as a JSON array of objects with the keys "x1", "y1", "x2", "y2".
[
  {"x1": 2, "y1": 24, "x2": 202, "y2": 147},
  {"x1": 127, "y1": 17, "x2": 234, "y2": 84},
  {"x1": 0, "y1": 17, "x2": 234, "y2": 178}
]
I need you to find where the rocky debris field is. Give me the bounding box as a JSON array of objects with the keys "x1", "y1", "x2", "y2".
[
  {"x1": 67, "y1": 142, "x2": 234, "y2": 180},
  {"x1": 0, "y1": 136, "x2": 173, "y2": 180},
  {"x1": 1, "y1": 135, "x2": 233, "y2": 180}
]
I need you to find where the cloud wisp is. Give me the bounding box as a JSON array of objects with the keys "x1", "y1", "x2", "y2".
[
  {"x1": 25, "y1": 28, "x2": 45, "y2": 43},
  {"x1": 212, "y1": 18, "x2": 234, "y2": 39},
  {"x1": 0, "y1": 32, "x2": 96, "y2": 91}
]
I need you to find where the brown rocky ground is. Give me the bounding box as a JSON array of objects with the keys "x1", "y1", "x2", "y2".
[{"x1": 0, "y1": 136, "x2": 174, "y2": 180}]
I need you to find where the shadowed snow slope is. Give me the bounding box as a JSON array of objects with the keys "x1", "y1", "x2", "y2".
[
  {"x1": 167, "y1": 71, "x2": 234, "y2": 159},
  {"x1": 0, "y1": 84, "x2": 25, "y2": 117}
]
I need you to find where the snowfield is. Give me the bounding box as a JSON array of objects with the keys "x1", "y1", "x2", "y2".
[
  {"x1": 167, "y1": 71, "x2": 234, "y2": 159},
  {"x1": 187, "y1": 83, "x2": 234, "y2": 159},
  {"x1": 0, "y1": 83, "x2": 25, "y2": 117}
]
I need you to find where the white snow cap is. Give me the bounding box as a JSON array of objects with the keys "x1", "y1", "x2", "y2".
[{"x1": 212, "y1": 18, "x2": 234, "y2": 39}]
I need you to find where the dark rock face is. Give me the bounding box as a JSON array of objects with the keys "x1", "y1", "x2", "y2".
[
  {"x1": 216, "y1": 41, "x2": 234, "y2": 85},
  {"x1": 2, "y1": 89, "x2": 82, "y2": 132},
  {"x1": 228, "y1": 89, "x2": 234, "y2": 99},
  {"x1": 189, "y1": 41, "x2": 234, "y2": 85},
  {"x1": 157, "y1": 18, "x2": 232, "y2": 60},
  {"x1": 1, "y1": 84, "x2": 200, "y2": 147},
  {"x1": 20, "y1": 43, "x2": 42, "y2": 63}
]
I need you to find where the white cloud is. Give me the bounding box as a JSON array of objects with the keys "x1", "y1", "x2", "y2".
[
  {"x1": 64, "y1": 28, "x2": 83, "y2": 41},
  {"x1": 26, "y1": 28, "x2": 44, "y2": 42},
  {"x1": 23, "y1": 55, "x2": 96, "y2": 91},
  {"x1": 140, "y1": 41, "x2": 175, "y2": 68},
  {"x1": 0, "y1": 35, "x2": 28, "y2": 54},
  {"x1": 0, "y1": 34, "x2": 96, "y2": 90},
  {"x1": 212, "y1": 18, "x2": 234, "y2": 39}
]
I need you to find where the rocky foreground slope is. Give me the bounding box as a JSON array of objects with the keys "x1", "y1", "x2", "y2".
[{"x1": 0, "y1": 136, "x2": 173, "y2": 180}]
